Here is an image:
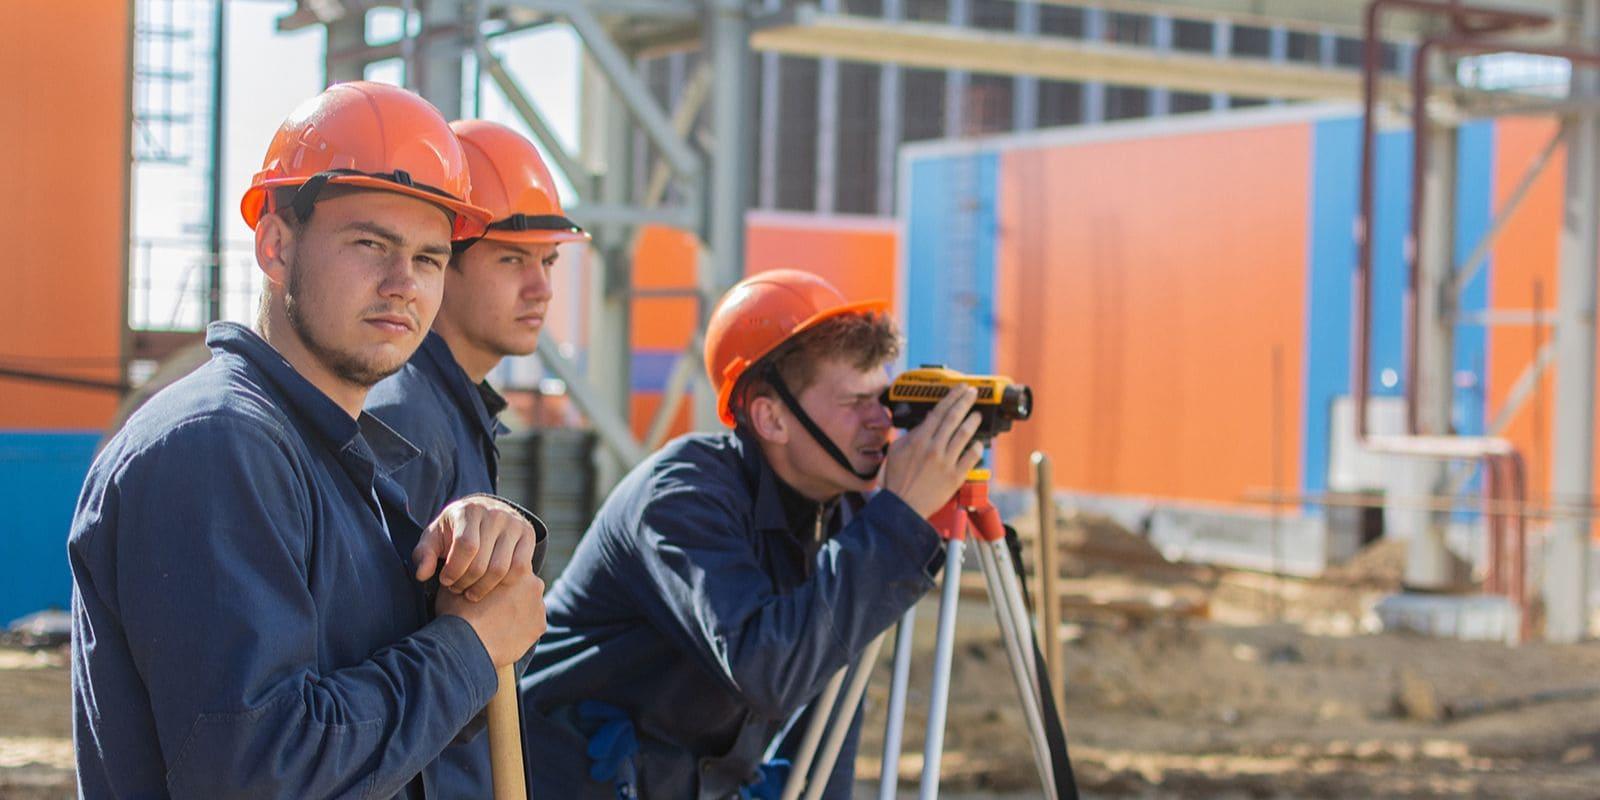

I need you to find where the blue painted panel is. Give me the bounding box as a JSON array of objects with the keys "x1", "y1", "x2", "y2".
[
  {"x1": 903, "y1": 152, "x2": 1000, "y2": 374},
  {"x1": 629, "y1": 349, "x2": 682, "y2": 393},
  {"x1": 1304, "y1": 118, "x2": 1495, "y2": 506},
  {"x1": 1453, "y1": 120, "x2": 1493, "y2": 440},
  {"x1": 0, "y1": 431, "x2": 99, "y2": 625},
  {"x1": 1303, "y1": 118, "x2": 1413, "y2": 501}
]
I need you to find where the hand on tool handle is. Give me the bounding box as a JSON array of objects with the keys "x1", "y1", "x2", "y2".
[
  {"x1": 415, "y1": 495, "x2": 543, "y2": 602},
  {"x1": 427, "y1": 496, "x2": 548, "y2": 668},
  {"x1": 882, "y1": 385, "x2": 986, "y2": 518}
]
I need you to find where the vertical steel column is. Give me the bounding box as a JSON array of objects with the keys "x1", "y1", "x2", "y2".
[
  {"x1": 1267, "y1": 23, "x2": 1288, "y2": 105},
  {"x1": 816, "y1": 0, "x2": 841, "y2": 214},
  {"x1": 1404, "y1": 64, "x2": 1459, "y2": 590},
  {"x1": 1546, "y1": 0, "x2": 1600, "y2": 643},
  {"x1": 945, "y1": 0, "x2": 969, "y2": 135},
  {"x1": 1209, "y1": 17, "x2": 1230, "y2": 110},
  {"x1": 1014, "y1": 0, "x2": 1040, "y2": 130},
  {"x1": 702, "y1": 0, "x2": 754, "y2": 429},
  {"x1": 876, "y1": 0, "x2": 903, "y2": 216},
  {"x1": 759, "y1": 48, "x2": 781, "y2": 210},
  {"x1": 585, "y1": 45, "x2": 637, "y2": 490},
  {"x1": 324, "y1": 11, "x2": 366, "y2": 85},
  {"x1": 1149, "y1": 13, "x2": 1172, "y2": 116},
  {"x1": 417, "y1": 0, "x2": 465, "y2": 119},
  {"x1": 205, "y1": 0, "x2": 226, "y2": 324},
  {"x1": 1082, "y1": 6, "x2": 1106, "y2": 123}
]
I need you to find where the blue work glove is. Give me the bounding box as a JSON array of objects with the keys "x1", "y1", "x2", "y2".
[
  {"x1": 578, "y1": 700, "x2": 639, "y2": 798},
  {"x1": 739, "y1": 759, "x2": 793, "y2": 800}
]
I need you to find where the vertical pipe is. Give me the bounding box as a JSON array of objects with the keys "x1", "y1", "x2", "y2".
[{"x1": 206, "y1": 0, "x2": 226, "y2": 324}]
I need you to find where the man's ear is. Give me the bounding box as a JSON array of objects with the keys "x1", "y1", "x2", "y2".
[
  {"x1": 255, "y1": 213, "x2": 296, "y2": 287},
  {"x1": 746, "y1": 394, "x2": 789, "y2": 445}
]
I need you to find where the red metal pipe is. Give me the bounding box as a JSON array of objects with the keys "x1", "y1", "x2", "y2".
[
  {"x1": 1484, "y1": 453, "x2": 1504, "y2": 593},
  {"x1": 1355, "y1": 0, "x2": 1551, "y2": 441}
]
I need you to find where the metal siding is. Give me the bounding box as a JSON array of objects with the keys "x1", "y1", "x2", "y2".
[
  {"x1": 988, "y1": 122, "x2": 1309, "y2": 500},
  {"x1": 1302, "y1": 118, "x2": 1411, "y2": 501},
  {"x1": 0, "y1": 431, "x2": 99, "y2": 624}
]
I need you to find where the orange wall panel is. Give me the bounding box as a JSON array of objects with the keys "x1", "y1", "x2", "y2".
[
  {"x1": 1486, "y1": 118, "x2": 1564, "y2": 506},
  {"x1": 992, "y1": 123, "x2": 1311, "y2": 504},
  {"x1": 745, "y1": 213, "x2": 898, "y2": 312},
  {"x1": 0, "y1": 2, "x2": 129, "y2": 430}
]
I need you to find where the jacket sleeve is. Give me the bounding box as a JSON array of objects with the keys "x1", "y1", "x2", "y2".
[
  {"x1": 629, "y1": 473, "x2": 942, "y2": 720},
  {"x1": 112, "y1": 416, "x2": 499, "y2": 800}
]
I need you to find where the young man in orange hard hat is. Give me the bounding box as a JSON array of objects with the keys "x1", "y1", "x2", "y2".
[
  {"x1": 69, "y1": 82, "x2": 548, "y2": 798},
  {"x1": 366, "y1": 118, "x2": 588, "y2": 797},
  {"x1": 519, "y1": 270, "x2": 983, "y2": 798}
]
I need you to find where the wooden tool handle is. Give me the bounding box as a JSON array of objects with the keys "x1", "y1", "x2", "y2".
[{"x1": 488, "y1": 664, "x2": 528, "y2": 800}]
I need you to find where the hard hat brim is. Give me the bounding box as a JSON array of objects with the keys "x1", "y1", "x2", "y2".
[{"x1": 241, "y1": 175, "x2": 493, "y2": 241}]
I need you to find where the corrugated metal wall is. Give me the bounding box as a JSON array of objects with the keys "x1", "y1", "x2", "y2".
[
  {"x1": 900, "y1": 107, "x2": 1532, "y2": 518},
  {"x1": 0, "y1": 2, "x2": 131, "y2": 623}
]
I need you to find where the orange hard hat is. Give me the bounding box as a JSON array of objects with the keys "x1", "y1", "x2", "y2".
[
  {"x1": 703, "y1": 269, "x2": 887, "y2": 427},
  {"x1": 240, "y1": 81, "x2": 492, "y2": 241},
  {"x1": 450, "y1": 119, "x2": 589, "y2": 245}
]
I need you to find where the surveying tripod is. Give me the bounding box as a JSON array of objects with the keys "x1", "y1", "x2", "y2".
[{"x1": 780, "y1": 469, "x2": 1079, "y2": 800}]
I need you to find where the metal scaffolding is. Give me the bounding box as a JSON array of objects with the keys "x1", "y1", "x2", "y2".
[{"x1": 274, "y1": 0, "x2": 1598, "y2": 638}]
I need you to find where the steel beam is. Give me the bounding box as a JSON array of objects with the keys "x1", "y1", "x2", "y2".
[
  {"x1": 564, "y1": 0, "x2": 702, "y2": 178},
  {"x1": 501, "y1": 0, "x2": 699, "y2": 18},
  {"x1": 478, "y1": 43, "x2": 597, "y2": 196},
  {"x1": 749, "y1": 8, "x2": 1412, "y2": 101}
]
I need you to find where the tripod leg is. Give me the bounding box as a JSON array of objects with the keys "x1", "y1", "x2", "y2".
[
  {"x1": 918, "y1": 538, "x2": 965, "y2": 800},
  {"x1": 878, "y1": 607, "x2": 916, "y2": 800},
  {"x1": 991, "y1": 542, "x2": 1044, "y2": 704},
  {"x1": 803, "y1": 631, "x2": 888, "y2": 800},
  {"x1": 781, "y1": 666, "x2": 848, "y2": 800},
  {"x1": 975, "y1": 542, "x2": 1059, "y2": 800}
]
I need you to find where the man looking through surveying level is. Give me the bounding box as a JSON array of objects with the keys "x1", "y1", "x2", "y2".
[{"x1": 520, "y1": 269, "x2": 984, "y2": 799}]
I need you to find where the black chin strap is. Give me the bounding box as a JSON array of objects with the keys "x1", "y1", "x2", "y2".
[{"x1": 762, "y1": 364, "x2": 882, "y2": 482}]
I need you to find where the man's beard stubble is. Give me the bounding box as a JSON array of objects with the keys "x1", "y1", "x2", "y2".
[{"x1": 283, "y1": 258, "x2": 409, "y2": 388}]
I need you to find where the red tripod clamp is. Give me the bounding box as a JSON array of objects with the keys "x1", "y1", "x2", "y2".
[{"x1": 927, "y1": 469, "x2": 1006, "y2": 543}]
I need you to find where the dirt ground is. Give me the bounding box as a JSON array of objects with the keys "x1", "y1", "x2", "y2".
[{"x1": 7, "y1": 520, "x2": 1600, "y2": 799}]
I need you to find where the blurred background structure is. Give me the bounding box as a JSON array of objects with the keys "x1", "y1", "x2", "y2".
[{"x1": 5, "y1": 0, "x2": 1599, "y2": 646}]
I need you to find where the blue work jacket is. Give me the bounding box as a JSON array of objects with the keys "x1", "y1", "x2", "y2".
[
  {"x1": 366, "y1": 330, "x2": 513, "y2": 797},
  {"x1": 69, "y1": 323, "x2": 501, "y2": 799},
  {"x1": 367, "y1": 331, "x2": 509, "y2": 526},
  {"x1": 520, "y1": 430, "x2": 944, "y2": 799}
]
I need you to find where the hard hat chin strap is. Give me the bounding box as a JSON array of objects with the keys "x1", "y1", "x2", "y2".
[{"x1": 761, "y1": 363, "x2": 882, "y2": 482}]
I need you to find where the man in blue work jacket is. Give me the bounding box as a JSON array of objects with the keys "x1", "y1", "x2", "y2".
[
  {"x1": 520, "y1": 269, "x2": 986, "y2": 799},
  {"x1": 366, "y1": 120, "x2": 589, "y2": 795},
  {"x1": 69, "y1": 82, "x2": 549, "y2": 799}
]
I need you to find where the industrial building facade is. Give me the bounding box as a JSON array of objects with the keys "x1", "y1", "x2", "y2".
[{"x1": 632, "y1": 3, "x2": 1402, "y2": 218}]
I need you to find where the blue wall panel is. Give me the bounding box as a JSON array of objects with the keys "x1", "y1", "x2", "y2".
[
  {"x1": 903, "y1": 152, "x2": 1000, "y2": 374},
  {"x1": 1304, "y1": 118, "x2": 1495, "y2": 503},
  {"x1": 0, "y1": 431, "x2": 99, "y2": 624},
  {"x1": 1303, "y1": 119, "x2": 1411, "y2": 502}
]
